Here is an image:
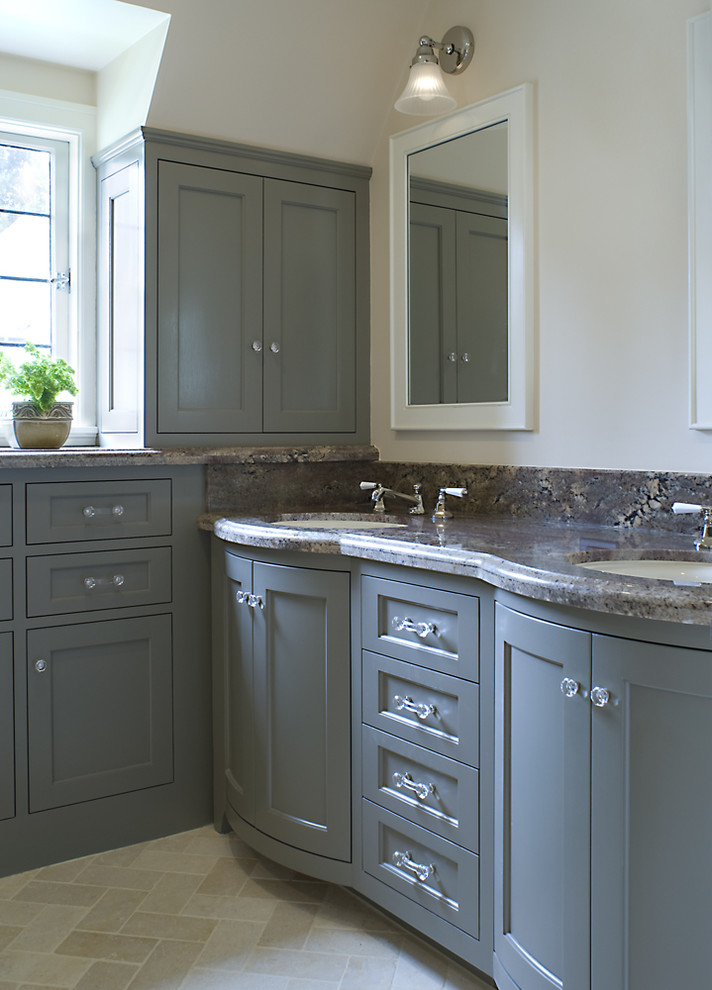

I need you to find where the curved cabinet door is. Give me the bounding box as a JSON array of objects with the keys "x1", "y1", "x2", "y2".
[
  {"x1": 591, "y1": 636, "x2": 712, "y2": 990},
  {"x1": 252, "y1": 561, "x2": 351, "y2": 860},
  {"x1": 494, "y1": 603, "x2": 591, "y2": 990}
]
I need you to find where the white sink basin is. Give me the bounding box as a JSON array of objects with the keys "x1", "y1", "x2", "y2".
[
  {"x1": 270, "y1": 516, "x2": 408, "y2": 530},
  {"x1": 576, "y1": 558, "x2": 712, "y2": 583}
]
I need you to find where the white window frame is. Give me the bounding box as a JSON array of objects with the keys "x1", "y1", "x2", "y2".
[{"x1": 0, "y1": 89, "x2": 97, "y2": 444}]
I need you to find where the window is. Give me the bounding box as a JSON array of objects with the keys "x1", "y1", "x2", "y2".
[{"x1": 0, "y1": 132, "x2": 70, "y2": 367}]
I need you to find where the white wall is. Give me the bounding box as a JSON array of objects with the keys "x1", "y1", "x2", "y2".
[{"x1": 371, "y1": 0, "x2": 712, "y2": 472}]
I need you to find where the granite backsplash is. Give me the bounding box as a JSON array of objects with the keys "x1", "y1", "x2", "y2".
[{"x1": 206, "y1": 459, "x2": 712, "y2": 535}]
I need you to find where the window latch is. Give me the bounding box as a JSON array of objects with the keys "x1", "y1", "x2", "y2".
[{"x1": 51, "y1": 270, "x2": 71, "y2": 292}]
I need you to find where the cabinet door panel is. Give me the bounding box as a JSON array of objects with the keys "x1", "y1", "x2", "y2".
[
  {"x1": 591, "y1": 636, "x2": 712, "y2": 990},
  {"x1": 222, "y1": 551, "x2": 255, "y2": 823},
  {"x1": 252, "y1": 562, "x2": 350, "y2": 860},
  {"x1": 263, "y1": 181, "x2": 355, "y2": 433},
  {"x1": 157, "y1": 161, "x2": 263, "y2": 433},
  {"x1": 27, "y1": 615, "x2": 173, "y2": 811},
  {"x1": 0, "y1": 633, "x2": 14, "y2": 822},
  {"x1": 494, "y1": 603, "x2": 591, "y2": 990}
]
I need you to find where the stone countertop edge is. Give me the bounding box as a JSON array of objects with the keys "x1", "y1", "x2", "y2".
[
  {"x1": 0, "y1": 444, "x2": 379, "y2": 468},
  {"x1": 206, "y1": 512, "x2": 712, "y2": 626}
]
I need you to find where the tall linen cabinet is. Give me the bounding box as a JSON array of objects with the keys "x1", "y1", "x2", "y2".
[{"x1": 94, "y1": 128, "x2": 371, "y2": 448}]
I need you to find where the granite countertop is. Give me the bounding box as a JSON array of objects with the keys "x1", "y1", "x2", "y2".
[{"x1": 203, "y1": 510, "x2": 712, "y2": 626}]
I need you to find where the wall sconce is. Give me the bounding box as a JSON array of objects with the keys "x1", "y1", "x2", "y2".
[{"x1": 394, "y1": 26, "x2": 474, "y2": 116}]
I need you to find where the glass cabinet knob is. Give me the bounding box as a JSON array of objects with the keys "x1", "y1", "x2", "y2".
[
  {"x1": 591, "y1": 686, "x2": 612, "y2": 708},
  {"x1": 251, "y1": 340, "x2": 262, "y2": 352},
  {"x1": 269, "y1": 342, "x2": 280, "y2": 354},
  {"x1": 560, "y1": 677, "x2": 581, "y2": 698}
]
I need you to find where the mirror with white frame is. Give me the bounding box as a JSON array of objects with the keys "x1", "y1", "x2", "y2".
[{"x1": 390, "y1": 84, "x2": 534, "y2": 430}]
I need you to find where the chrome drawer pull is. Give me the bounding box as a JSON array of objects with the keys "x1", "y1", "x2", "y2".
[
  {"x1": 392, "y1": 771, "x2": 435, "y2": 801},
  {"x1": 82, "y1": 504, "x2": 124, "y2": 519},
  {"x1": 393, "y1": 694, "x2": 436, "y2": 721},
  {"x1": 392, "y1": 615, "x2": 436, "y2": 639},
  {"x1": 392, "y1": 849, "x2": 435, "y2": 882},
  {"x1": 84, "y1": 574, "x2": 125, "y2": 590},
  {"x1": 235, "y1": 590, "x2": 265, "y2": 609}
]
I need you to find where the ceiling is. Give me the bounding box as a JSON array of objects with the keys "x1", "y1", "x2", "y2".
[{"x1": 0, "y1": 0, "x2": 169, "y2": 71}]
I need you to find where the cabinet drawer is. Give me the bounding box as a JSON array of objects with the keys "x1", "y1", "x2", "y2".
[
  {"x1": 362, "y1": 576, "x2": 479, "y2": 681},
  {"x1": 362, "y1": 651, "x2": 478, "y2": 765},
  {"x1": 26, "y1": 480, "x2": 172, "y2": 544},
  {"x1": 362, "y1": 726, "x2": 478, "y2": 849},
  {"x1": 27, "y1": 548, "x2": 172, "y2": 617},
  {"x1": 0, "y1": 559, "x2": 12, "y2": 622},
  {"x1": 0, "y1": 486, "x2": 12, "y2": 547},
  {"x1": 363, "y1": 799, "x2": 479, "y2": 937}
]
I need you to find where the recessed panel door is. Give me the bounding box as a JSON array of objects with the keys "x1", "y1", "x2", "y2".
[
  {"x1": 27, "y1": 615, "x2": 173, "y2": 811},
  {"x1": 252, "y1": 561, "x2": 351, "y2": 860},
  {"x1": 0, "y1": 633, "x2": 14, "y2": 822}
]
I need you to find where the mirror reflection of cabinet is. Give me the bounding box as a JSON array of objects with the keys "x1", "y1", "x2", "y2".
[
  {"x1": 409, "y1": 182, "x2": 507, "y2": 405},
  {"x1": 390, "y1": 84, "x2": 533, "y2": 431}
]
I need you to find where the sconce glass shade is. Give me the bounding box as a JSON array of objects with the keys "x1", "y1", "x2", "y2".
[{"x1": 394, "y1": 61, "x2": 457, "y2": 115}]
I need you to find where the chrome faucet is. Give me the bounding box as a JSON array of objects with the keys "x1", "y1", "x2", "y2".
[
  {"x1": 672, "y1": 501, "x2": 712, "y2": 549},
  {"x1": 432, "y1": 487, "x2": 468, "y2": 520},
  {"x1": 360, "y1": 482, "x2": 424, "y2": 514}
]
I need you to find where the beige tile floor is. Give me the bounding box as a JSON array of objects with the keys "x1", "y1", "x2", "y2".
[{"x1": 0, "y1": 825, "x2": 493, "y2": 990}]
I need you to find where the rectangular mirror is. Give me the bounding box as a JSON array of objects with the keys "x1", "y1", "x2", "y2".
[{"x1": 390, "y1": 84, "x2": 534, "y2": 430}]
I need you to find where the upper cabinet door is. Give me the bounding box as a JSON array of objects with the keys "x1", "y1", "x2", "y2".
[
  {"x1": 156, "y1": 161, "x2": 264, "y2": 434},
  {"x1": 262, "y1": 180, "x2": 356, "y2": 433}
]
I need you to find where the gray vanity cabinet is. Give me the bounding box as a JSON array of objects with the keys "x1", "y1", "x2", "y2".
[
  {"x1": 495, "y1": 599, "x2": 712, "y2": 990},
  {"x1": 0, "y1": 633, "x2": 14, "y2": 822},
  {"x1": 215, "y1": 544, "x2": 352, "y2": 870},
  {"x1": 94, "y1": 129, "x2": 370, "y2": 448}
]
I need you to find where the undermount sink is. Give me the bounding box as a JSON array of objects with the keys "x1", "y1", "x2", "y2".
[
  {"x1": 269, "y1": 515, "x2": 408, "y2": 530},
  {"x1": 576, "y1": 558, "x2": 712, "y2": 583}
]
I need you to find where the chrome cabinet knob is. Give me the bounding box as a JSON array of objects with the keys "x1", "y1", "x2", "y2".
[
  {"x1": 34, "y1": 659, "x2": 47, "y2": 673},
  {"x1": 269, "y1": 342, "x2": 280, "y2": 353}
]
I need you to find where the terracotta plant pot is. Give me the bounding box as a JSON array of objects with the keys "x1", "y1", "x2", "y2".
[{"x1": 11, "y1": 401, "x2": 73, "y2": 449}]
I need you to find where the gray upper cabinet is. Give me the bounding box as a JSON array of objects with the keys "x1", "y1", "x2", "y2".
[
  {"x1": 94, "y1": 129, "x2": 371, "y2": 448},
  {"x1": 157, "y1": 163, "x2": 263, "y2": 435}
]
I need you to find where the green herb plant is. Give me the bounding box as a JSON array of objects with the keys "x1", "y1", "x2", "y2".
[{"x1": 0, "y1": 344, "x2": 78, "y2": 414}]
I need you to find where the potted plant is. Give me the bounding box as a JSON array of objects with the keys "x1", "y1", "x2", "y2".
[{"x1": 0, "y1": 344, "x2": 78, "y2": 449}]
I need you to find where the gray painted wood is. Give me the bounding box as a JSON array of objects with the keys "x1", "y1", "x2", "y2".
[
  {"x1": 0, "y1": 633, "x2": 14, "y2": 822},
  {"x1": 27, "y1": 614, "x2": 174, "y2": 811},
  {"x1": 494, "y1": 602, "x2": 591, "y2": 990},
  {"x1": 25, "y1": 479, "x2": 172, "y2": 543},
  {"x1": 262, "y1": 180, "x2": 356, "y2": 433},
  {"x1": 362, "y1": 724, "x2": 478, "y2": 849},
  {"x1": 456, "y1": 212, "x2": 508, "y2": 403},
  {"x1": 98, "y1": 159, "x2": 142, "y2": 437},
  {"x1": 591, "y1": 635, "x2": 712, "y2": 990},
  {"x1": 361, "y1": 574, "x2": 479, "y2": 681},
  {"x1": 252, "y1": 560, "x2": 351, "y2": 860},
  {"x1": 362, "y1": 798, "x2": 479, "y2": 936},
  {"x1": 222, "y1": 549, "x2": 255, "y2": 825},
  {"x1": 0, "y1": 486, "x2": 12, "y2": 547},
  {"x1": 363, "y1": 651, "x2": 479, "y2": 765},
  {"x1": 26, "y1": 547, "x2": 172, "y2": 616},
  {"x1": 156, "y1": 161, "x2": 264, "y2": 434}
]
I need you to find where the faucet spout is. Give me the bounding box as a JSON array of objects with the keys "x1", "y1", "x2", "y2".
[{"x1": 367, "y1": 484, "x2": 424, "y2": 514}]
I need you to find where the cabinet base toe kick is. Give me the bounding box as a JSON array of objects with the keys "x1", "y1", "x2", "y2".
[{"x1": 224, "y1": 802, "x2": 353, "y2": 886}]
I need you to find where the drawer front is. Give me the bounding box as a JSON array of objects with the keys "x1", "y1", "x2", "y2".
[
  {"x1": 362, "y1": 651, "x2": 478, "y2": 765},
  {"x1": 0, "y1": 486, "x2": 12, "y2": 547},
  {"x1": 362, "y1": 725, "x2": 478, "y2": 850},
  {"x1": 26, "y1": 479, "x2": 172, "y2": 544},
  {"x1": 363, "y1": 799, "x2": 479, "y2": 937},
  {"x1": 27, "y1": 548, "x2": 172, "y2": 617},
  {"x1": 0, "y1": 559, "x2": 12, "y2": 622},
  {"x1": 362, "y1": 576, "x2": 479, "y2": 681}
]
